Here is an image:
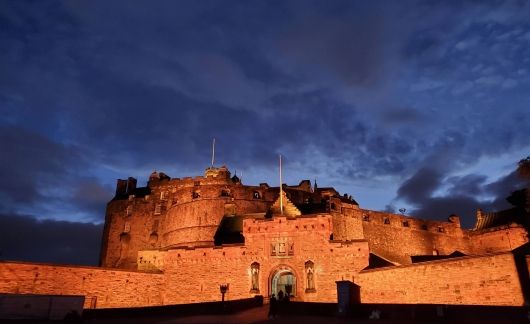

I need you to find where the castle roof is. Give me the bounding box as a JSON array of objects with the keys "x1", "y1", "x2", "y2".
[
  {"x1": 269, "y1": 191, "x2": 302, "y2": 217},
  {"x1": 474, "y1": 206, "x2": 527, "y2": 231}
]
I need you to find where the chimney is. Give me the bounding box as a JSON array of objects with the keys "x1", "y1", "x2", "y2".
[
  {"x1": 126, "y1": 177, "x2": 137, "y2": 195},
  {"x1": 115, "y1": 179, "x2": 127, "y2": 197}
]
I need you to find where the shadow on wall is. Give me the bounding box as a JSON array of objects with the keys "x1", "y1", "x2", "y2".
[
  {"x1": 279, "y1": 301, "x2": 529, "y2": 322},
  {"x1": 82, "y1": 296, "x2": 263, "y2": 320},
  {"x1": 512, "y1": 243, "x2": 530, "y2": 306}
]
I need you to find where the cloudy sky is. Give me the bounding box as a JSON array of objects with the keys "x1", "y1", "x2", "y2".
[{"x1": 1, "y1": 0, "x2": 529, "y2": 265}]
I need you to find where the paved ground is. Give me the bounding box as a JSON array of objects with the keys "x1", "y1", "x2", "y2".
[
  {"x1": 8, "y1": 305, "x2": 528, "y2": 323},
  {"x1": 80, "y1": 306, "x2": 419, "y2": 324}
]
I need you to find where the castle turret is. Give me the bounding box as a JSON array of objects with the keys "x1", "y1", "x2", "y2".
[
  {"x1": 126, "y1": 177, "x2": 137, "y2": 195},
  {"x1": 115, "y1": 179, "x2": 127, "y2": 197}
]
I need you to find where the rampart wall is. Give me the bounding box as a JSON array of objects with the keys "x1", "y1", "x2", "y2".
[
  {"x1": 347, "y1": 209, "x2": 469, "y2": 264},
  {"x1": 0, "y1": 262, "x2": 163, "y2": 309},
  {"x1": 355, "y1": 252, "x2": 526, "y2": 306},
  {"x1": 468, "y1": 226, "x2": 528, "y2": 254}
]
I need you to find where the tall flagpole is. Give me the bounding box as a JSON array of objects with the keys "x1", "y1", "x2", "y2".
[
  {"x1": 279, "y1": 154, "x2": 283, "y2": 215},
  {"x1": 211, "y1": 138, "x2": 216, "y2": 167}
]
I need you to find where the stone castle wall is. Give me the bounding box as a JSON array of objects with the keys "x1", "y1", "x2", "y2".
[
  {"x1": 141, "y1": 215, "x2": 369, "y2": 304},
  {"x1": 100, "y1": 176, "x2": 276, "y2": 269},
  {"x1": 355, "y1": 252, "x2": 526, "y2": 306},
  {"x1": 1, "y1": 250, "x2": 526, "y2": 309},
  {"x1": 468, "y1": 226, "x2": 528, "y2": 254},
  {"x1": 0, "y1": 262, "x2": 163, "y2": 309},
  {"x1": 362, "y1": 211, "x2": 468, "y2": 264},
  {"x1": 101, "y1": 171, "x2": 527, "y2": 270}
]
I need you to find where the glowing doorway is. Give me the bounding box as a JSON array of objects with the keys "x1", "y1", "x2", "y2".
[{"x1": 271, "y1": 267, "x2": 296, "y2": 297}]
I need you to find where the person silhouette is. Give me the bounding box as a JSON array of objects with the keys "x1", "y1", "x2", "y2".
[{"x1": 268, "y1": 294, "x2": 277, "y2": 319}]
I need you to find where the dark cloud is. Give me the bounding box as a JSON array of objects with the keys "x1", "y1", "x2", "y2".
[
  {"x1": 0, "y1": 213, "x2": 103, "y2": 265},
  {"x1": 397, "y1": 168, "x2": 442, "y2": 202},
  {"x1": 0, "y1": 125, "x2": 81, "y2": 207},
  {"x1": 397, "y1": 168, "x2": 526, "y2": 228}
]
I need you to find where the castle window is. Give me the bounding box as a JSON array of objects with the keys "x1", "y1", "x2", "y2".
[
  {"x1": 438, "y1": 227, "x2": 444, "y2": 233},
  {"x1": 154, "y1": 204, "x2": 161, "y2": 215},
  {"x1": 402, "y1": 221, "x2": 409, "y2": 227},
  {"x1": 160, "y1": 191, "x2": 167, "y2": 201},
  {"x1": 220, "y1": 189, "x2": 231, "y2": 197},
  {"x1": 152, "y1": 220, "x2": 159, "y2": 232},
  {"x1": 384, "y1": 218, "x2": 390, "y2": 225},
  {"x1": 126, "y1": 205, "x2": 133, "y2": 216},
  {"x1": 192, "y1": 191, "x2": 200, "y2": 199},
  {"x1": 194, "y1": 181, "x2": 200, "y2": 186},
  {"x1": 123, "y1": 222, "x2": 131, "y2": 233},
  {"x1": 362, "y1": 214, "x2": 370, "y2": 222},
  {"x1": 421, "y1": 224, "x2": 428, "y2": 230},
  {"x1": 253, "y1": 191, "x2": 261, "y2": 199}
]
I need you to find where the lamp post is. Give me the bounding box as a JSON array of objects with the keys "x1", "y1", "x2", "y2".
[
  {"x1": 220, "y1": 283, "x2": 229, "y2": 314},
  {"x1": 220, "y1": 283, "x2": 229, "y2": 302}
]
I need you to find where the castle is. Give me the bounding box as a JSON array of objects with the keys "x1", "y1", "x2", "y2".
[{"x1": 1, "y1": 165, "x2": 529, "y2": 309}]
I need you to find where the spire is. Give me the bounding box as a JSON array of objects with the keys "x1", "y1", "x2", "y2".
[{"x1": 313, "y1": 178, "x2": 318, "y2": 191}]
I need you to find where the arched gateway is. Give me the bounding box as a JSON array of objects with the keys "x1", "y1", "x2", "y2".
[{"x1": 269, "y1": 265, "x2": 297, "y2": 297}]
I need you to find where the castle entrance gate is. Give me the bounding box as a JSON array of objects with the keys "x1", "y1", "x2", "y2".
[{"x1": 269, "y1": 265, "x2": 297, "y2": 298}]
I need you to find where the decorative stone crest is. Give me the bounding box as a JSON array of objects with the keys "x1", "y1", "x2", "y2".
[{"x1": 270, "y1": 237, "x2": 294, "y2": 257}]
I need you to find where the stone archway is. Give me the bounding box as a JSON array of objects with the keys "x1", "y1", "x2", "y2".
[{"x1": 269, "y1": 265, "x2": 297, "y2": 298}]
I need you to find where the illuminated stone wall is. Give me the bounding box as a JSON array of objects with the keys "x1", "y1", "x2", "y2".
[
  {"x1": 355, "y1": 252, "x2": 526, "y2": 306},
  {"x1": 146, "y1": 215, "x2": 369, "y2": 304},
  {"x1": 100, "y1": 173, "x2": 276, "y2": 269},
  {"x1": 0, "y1": 262, "x2": 163, "y2": 309},
  {"x1": 468, "y1": 226, "x2": 528, "y2": 254}
]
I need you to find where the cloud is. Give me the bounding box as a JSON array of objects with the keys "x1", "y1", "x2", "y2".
[
  {"x1": 0, "y1": 213, "x2": 103, "y2": 266},
  {"x1": 0, "y1": 125, "x2": 82, "y2": 207},
  {"x1": 397, "y1": 168, "x2": 443, "y2": 203},
  {"x1": 396, "y1": 168, "x2": 526, "y2": 228}
]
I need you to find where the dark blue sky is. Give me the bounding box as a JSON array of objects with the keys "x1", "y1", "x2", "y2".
[{"x1": 1, "y1": 0, "x2": 529, "y2": 265}]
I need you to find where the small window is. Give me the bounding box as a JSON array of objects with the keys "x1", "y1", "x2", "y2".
[
  {"x1": 192, "y1": 191, "x2": 200, "y2": 199},
  {"x1": 152, "y1": 220, "x2": 159, "y2": 232},
  {"x1": 253, "y1": 191, "x2": 261, "y2": 199},
  {"x1": 362, "y1": 214, "x2": 370, "y2": 222},
  {"x1": 194, "y1": 181, "x2": 200, "y2": 186},
  {"x1": 123, "y1": 222, "x2": 131, "y2": 233},
  {"x1": 402, "y1": 221, "x2": 409, "y2": 227},
  {"x1": 421, "y1": 224, "x2": 428, "y2": 230},
  {"x1": 438, "y1": 227, "x2": 444, "y2": 233},
  {"x1": 384, "y1": 218, "x2": 390, "y2": 225},
  {"x1": 154, "y1": 204, "x2": 161, "y2": 215},
  {"x1": 220, "y1": 189, "x2": 230, "y2": 197},
  {"x1": 126, "y1": 205, "x2": 133, "y2": 216},
  {"x1": 160, "y1": 191, "x2": 167, "y2": 201}
]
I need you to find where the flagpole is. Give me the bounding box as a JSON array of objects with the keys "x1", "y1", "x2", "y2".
[
  {"x1": 279, "y1": 154, "x2": 283, "y2": 215},
  {"x1": 211, "y1": 138, "x2": 216, "y2": 167}
]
